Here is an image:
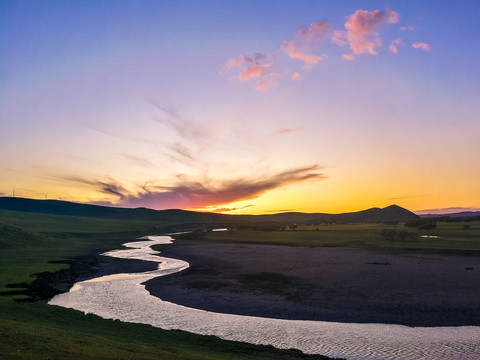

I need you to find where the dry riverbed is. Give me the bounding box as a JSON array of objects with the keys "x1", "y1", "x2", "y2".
[{"x1": 144, "y1": 244, "x2": 480, "y2": 327}]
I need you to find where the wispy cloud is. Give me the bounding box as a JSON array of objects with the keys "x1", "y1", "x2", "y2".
[
  {"x1": 67, "y1": 165, "x2": 325, "y2": 210},
  {"x1": 60, "y1": 176, "x2": 129, "y2": 200},
  {"x1": 151, "y1": 102, "x2": 210, "y2": 145},
  {"x1": 223, "y1": 53, "x2": 280, "y2": 91},
  {"x1": 291, "y1": 72, "x2": 304, "y2": 81},
  {"x1": 202, "y1": 204, "x2": 254, "y2": 213},
  {"x1": 415, "y1": 207, "x2": 480, "y2": 215},
  {"x1": 281, "y1": 21, "x2": 331, "y2": 66},
  {"x1": 256, "y1": 72, "x2": 281, "y2": 92},
  {"x1": 389, "y1": 38, "x2": 402, "y2": 54},
  {"x1": 388, "y1": 194, "x2": 428, "y2": 200},
  {"x1": 392, "y1": 38, "x2": 403, "y2": 45},
  {"x1": 168, "y1": 142, "x2": 198, "y2": 163},
  {"x1": 84, "y1": 123, "x2": 154, "y2": 145},
  {"x1": 400, "y1": 25, "x2": 415, "y2": 31},
  {"x1": 121, "y1": 164, "x2": 324, "y2": 210},
  {"x1": 412, "y1": 42, "x2": 431, "y2": 51},
  {"x1": 239, "y1": 63, "x2": 271, "y2": 80},
  {"x1": 262, "y1": 209, "x2": 295, "y2": 213},
  {"x1": 224, "y1": 55, "x2": 251, "y2": 69},
  {"x1": 272, "y1": 128, "x2": 304, "y2": 135},
  {"x1": 295, "y1": 21, "x2": 330, "y2": 43},
  {"x1": 147, "y1": 100, "x2": 218, "y2": 167},
  {"x1": 342, "y1": 54, "x2": 355, "y2": 61},
  {"x1": 280, "y1": 40, "x2": 323, "y2": 64},
  {"x1": 122, "y1": 154, "x2": 157, "y2": 168}
]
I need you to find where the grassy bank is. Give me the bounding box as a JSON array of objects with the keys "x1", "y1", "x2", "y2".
[
  {"x1": 1, "y1": 301, "x2": 334, "y2": 360},
  {"x1": 0, "y1": 209, "x2": 337, "y2": 360}
]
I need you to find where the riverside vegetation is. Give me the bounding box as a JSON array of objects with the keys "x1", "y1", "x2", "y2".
[{"x1": 177, "y1": 220, "x2": 480, "y2": 255}]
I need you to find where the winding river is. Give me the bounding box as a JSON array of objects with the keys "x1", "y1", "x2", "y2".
[{"x1": 49, "y1": 235, "x2": 480, "y2": 360}]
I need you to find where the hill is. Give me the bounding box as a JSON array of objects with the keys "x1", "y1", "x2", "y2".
[
  {"x1": 256, "y1": 205, "x2": 418, "y2": 223},
  {"x1": 0, "y1": 197, "x2": 225, "y2": 223},
  {"x1": 0, "y1": 197, "x2": 419, "y2": 224}
]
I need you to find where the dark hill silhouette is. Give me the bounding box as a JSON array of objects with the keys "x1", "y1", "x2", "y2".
[
  {"x1": 251, "y1": 204, "x2": 418, "y2": 223},
  {"x1": 0, "y1": 197, "x2": 418, "y2": 224},
  {"x1": 0, "y1": 197, "x2": 225, "y2": 223}
]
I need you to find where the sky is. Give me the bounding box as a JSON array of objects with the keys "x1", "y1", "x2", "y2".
[{"x1": 1, "y1": 0, "x2": 479, "y2": 215}]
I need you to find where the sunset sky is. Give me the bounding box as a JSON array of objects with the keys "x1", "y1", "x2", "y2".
[{"x1": 1, "y1": 1, "x2": 479, "y2": 214}]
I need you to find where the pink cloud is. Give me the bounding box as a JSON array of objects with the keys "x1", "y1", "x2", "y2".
[
  {"x1": 392, "y1": 38, "x2": 402, "y2": 45},
  {"x1": 255, "y1": 72, "x2": 281, "y2": 92},
  {"x1": 223, "y1": 8, "x2": 404, "y2": 89},
  {"x1": 273, "y1": 128, "x2": 304, "y2": 135},
  {"x1": 281, "y1": 21, "x2": 331, "y2": 67},
  {"x1": 223, "y1": 53, "x2": 278, "y2": 91},
  {"x1": 291, "y1": 72, "x2": 303, "y2": 81},
  {"x1": 331, "y1": 30, "x2": 348, "y2": 46},
  {"x1": 224, "y1": 54, "x2": 273, "y2": 81},
  {"x1": 295, "y1": 21, "x2": 330, "y2": 43},
  {"x1": 224, "y1": 55, "x2": 251, "y2": 69},
  {"x1": 239, "y1": 63, "x2": 272, "y2": 81},
  {"x1": 389, "y1": 38, "x2": 403, "y2": 54},
  {"x1": 412, "y1": 42, "x2": 431, "y2": 51},
  {"x1": 280, "y1": 40, "x2": 322, "y2": 64},
  {"x1": 343, "y1": 8, "x2": 400, "y2": 55}
]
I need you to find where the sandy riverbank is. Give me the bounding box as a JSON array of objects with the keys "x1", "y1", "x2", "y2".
[{"x1": 144, "y1": 244, "x2": 480, "y2": 327}]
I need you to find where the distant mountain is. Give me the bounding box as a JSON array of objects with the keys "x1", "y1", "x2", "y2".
[
  {"x1": 419, "y1": 211, "x2": 480, "y2": 219},
  {"x1": 0, "y1": 197, "x2": 418, "y2": 224},
  {"x1": 256, "y1": 204, "x2": 418, "y2": 223}
]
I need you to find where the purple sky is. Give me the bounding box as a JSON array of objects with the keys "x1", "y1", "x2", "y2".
[{"x1": 1, "y1": 1, "x2": 479, "y2": 214}]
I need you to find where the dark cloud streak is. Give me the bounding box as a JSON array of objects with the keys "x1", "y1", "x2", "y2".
[
  {"x1": 119, "y1": 164, "x2": 324, "y2": 209},
  {"x1": 65, "y1": 164, "x2": 325, "y2": 210},
  {"x1": 388, "y1": 194, "x2": 428, "y2": 200},
  {"x1": 58, "y1": 175, "x2": 129, "y2": 200},
  {"x1": 122, "y1": 154, "x2": 157, "y2": 168}
]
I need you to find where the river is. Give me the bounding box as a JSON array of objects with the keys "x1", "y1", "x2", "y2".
[{"x1": 49, "y1": 235, "x2": 480, "y2": 360}]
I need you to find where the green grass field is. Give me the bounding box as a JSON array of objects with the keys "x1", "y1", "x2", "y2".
[
  {"x1": 191, "y1": 221, "x2": 480, "y2": 254},
  {"x1": 0, "y1": 209, "x2": 336, "y2": 360}
]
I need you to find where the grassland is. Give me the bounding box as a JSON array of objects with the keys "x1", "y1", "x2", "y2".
[
  {"x1": 192, "y1": 221, "x2": 480, "y2": 254},
  {"x1": 2, "y1": 204, "x2": 478, "y2": 359},
  {"x1": 0, "y1": 209, "x2": 336, "y2": 360}
]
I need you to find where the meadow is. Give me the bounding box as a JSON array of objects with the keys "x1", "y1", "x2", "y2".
[
  {"x1": 191, "y1": 221, "x2": 480, "y2": 254},
  {"x1": 1, "y1": 206, "x2": 478, "y2": 359},
  {"x1": 0, "y1": 209, "x2": 335, "y2": 360}
]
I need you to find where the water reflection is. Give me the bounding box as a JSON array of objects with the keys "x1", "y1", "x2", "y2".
[{"x1": 49, "y1": 236, "x2": 480, "y2": 360}]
